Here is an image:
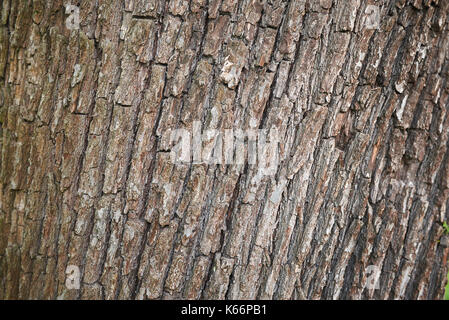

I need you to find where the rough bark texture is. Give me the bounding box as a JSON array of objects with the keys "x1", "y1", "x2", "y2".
[{"x1": 1, "y1": 0, "x2": 449, "y2": 300}]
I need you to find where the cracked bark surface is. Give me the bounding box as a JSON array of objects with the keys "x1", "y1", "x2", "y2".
[{"x1": 1, "y1": 0, "x2": 449, "y2": 300}]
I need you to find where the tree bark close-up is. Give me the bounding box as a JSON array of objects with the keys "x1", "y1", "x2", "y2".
[{"x1": 1, "y1": 0, "x2": 449, "y2": 300}]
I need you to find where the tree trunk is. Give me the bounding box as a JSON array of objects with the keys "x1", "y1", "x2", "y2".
[{"x1": 1, "y1": 0, "x2": 449, "y2": 300}]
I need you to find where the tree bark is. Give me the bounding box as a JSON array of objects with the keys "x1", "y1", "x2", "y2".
[{"x1": 1, "y1": 0, "x2": 449, "y2": 300}]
